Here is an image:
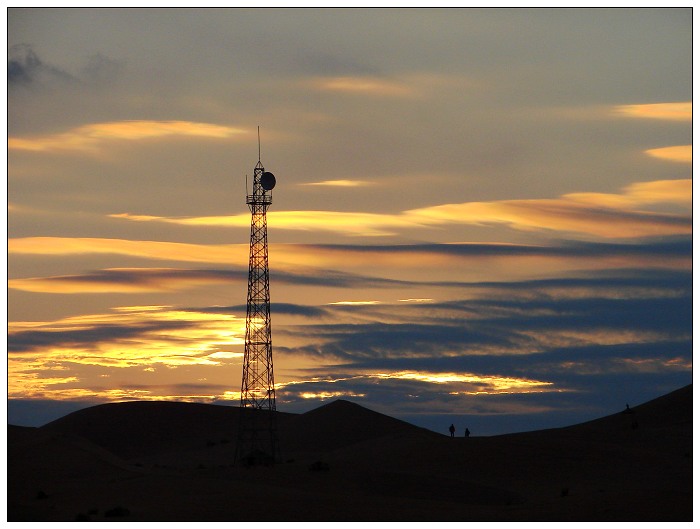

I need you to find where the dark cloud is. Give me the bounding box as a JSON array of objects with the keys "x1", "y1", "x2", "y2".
[
  {"x1": 11, "y1": 266, "x2": 414, "y2": 292},
  {"x1": 8, "y1": 44, "x2": 76, "y2": 86},
  {"x1": 187, "y1": 302, "x2": 329, "y2": 318},
  {"x1": 8, "y1": 319, "x2": 194, "y2": 353},
  {"x1": 15, "y1": 252, "x2": 691, "y2": 295},
  {"x1": 304, "y1": 235, "x2": 692, "y2": 260},
  {"x1": 79, "y1": 53, "x2": 123, "y2": 85},
  {"x1": 273, "y1": 265, "x2": 691, "y2": 428},
  {"x1": 278, "y1": 321, "x2": 522, "y2": 361},
  {"x1": 276, "y1": 343, "x2": 691, "y2": 435},
  {"x1": 428, "y1": 267, "x2": 693, "y2": 294}
]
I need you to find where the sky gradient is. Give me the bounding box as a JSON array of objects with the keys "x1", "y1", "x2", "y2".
[{"x1": 7, "y1": 8, "x2": 692, "y2": 435}]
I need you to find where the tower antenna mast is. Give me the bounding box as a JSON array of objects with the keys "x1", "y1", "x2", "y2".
[{"x1": 235, "y1": 128, "x2": 278, "y2": 465}]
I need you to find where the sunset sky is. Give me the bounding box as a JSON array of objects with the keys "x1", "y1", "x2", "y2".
[{"x1": 7, "y1": 8, "x2": 692, "y2": 435}]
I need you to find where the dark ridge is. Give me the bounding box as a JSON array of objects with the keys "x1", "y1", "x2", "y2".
[
  {"x1": 279, "y1": 398, "x2": 438, "y2": 453},
  {"x1": 32, "y1": 384, "x2": 693, "y2": 458},
  {"x1": 8, "y1": 385, "x2": 691, "y2": 521},
  {"x1": 41, "y1": 400, "x2": 295, "y2": 458}
]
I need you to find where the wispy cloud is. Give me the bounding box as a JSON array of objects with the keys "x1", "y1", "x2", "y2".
[
  {"x1": 308, "y1": 75, "x2": 413, "y2": 97},
  {"x1": 8, "y1": 43, "x2": 75, "y2": 86},
  {"x1": 614, "y1": 101, "x2": 692, "y2": 121},
  {"x1": 8, "y1": 120, "x2": 247, "y2": 153},
  {"x1": 300, "y1": 179, "x2": 374, "y2": 187},
  {"x1": 328, "y1": 300, "x2": 382, "y2": 306},
  {"x1": 562, "y1": 179, "x2": 691, "y2": 208},
  {"x1": 7, "y1": 266, "x2": 413, "y2": 295},
  {"x1": 8, "y1": 236, "x2": 691, "y2": 295},
  {"x1": 110, "y1": 179, "x2": 691, "y2": 238},
  {"x1": 112, "y1": 210, "x2": 419, "y2": 237},
  {"x1": 8, "y1": 268, "x2": 248, "y2": 294},
  {"x1": 8, "y1": 237, "x2": 248, "y2": 265},
  {"x1": 645, "y1": 145, "x2": 692, "y2": 163}
]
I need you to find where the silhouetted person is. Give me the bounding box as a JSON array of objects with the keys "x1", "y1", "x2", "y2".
[
  {"x1": 465, "y1": 427, "x2": 470, "y2": 438},
  {"x1": 449, "y1": 424, "x2": 455, "y2": 438}
]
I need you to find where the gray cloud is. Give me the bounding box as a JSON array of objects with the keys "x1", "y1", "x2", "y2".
[
  {"x1": 187, "y1": 302, "x2": 329, "y2": 319},
  {"x1": 9, "y1": 319, "x2": 193, "y2": 354},
  {"x1": 303, "y1": 236, "x2": 692, "y2": 261},
  {"x1": 274, "y1": 267, "x2": 691, "y2": 395},
  {"x1": 8, "y1": 43, "x2": 76, "y2": 86}
]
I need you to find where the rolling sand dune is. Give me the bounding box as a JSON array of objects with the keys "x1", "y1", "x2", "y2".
[{"x1": 8, "y1": 384, "x2": 691, "y2": 521}]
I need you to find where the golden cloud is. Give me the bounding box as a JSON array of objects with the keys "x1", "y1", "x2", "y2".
[
  {"x1": 645, "y1": 145, "x2": 692, "y2": 163},
  {"x1": 110, "y1": 178, "x2": 691, "y2": 239},
  {"x1": 614, "y1": 102, "x2": 692, "y2": 121},
  {"x1": 300, "y1": 180, "x2": 374, "y2": 187},
  {"x1": 8, "y1": 120, "x2": 246, "y2": 153},
  {"x1": 8, "y1": 305, "x2": 246, "y2": 399},
  {"x1": 369, "y1": 371, "x2": 556, "y2": 394},
  {"x1": 8, "y1": 236, "x2": 248, "y2": 265},
  {"x1": 113, "y1": 210, "x2": 422, "y2": 236},
  {"x1": 406, "y1": 198, "x2": 690, "y2": 240},
  {"x1": 309, "y1": 76, "x2": 413, "y2": 97},
  {"x1": 564, "y1": 179, "x2": 692, "y2": 208},
  {"x1": 328, "y1": 300, "x2": 382, "y2": 306}
]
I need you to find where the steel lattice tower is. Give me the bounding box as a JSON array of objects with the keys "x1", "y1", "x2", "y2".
[{"x1": 236, "y1": 142, "x2": 278, "y2": 465}]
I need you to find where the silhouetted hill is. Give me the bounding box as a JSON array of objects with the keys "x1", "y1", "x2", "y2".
[
  {"x1": 42, "y1": 400, "x2": 294, "y2": 459},
  {"x1": 280, "y1": 399, "x2": 439, "y2": 453},
  {"x1": 9, "y1": 385, "x2": 692, "y2": 521}
]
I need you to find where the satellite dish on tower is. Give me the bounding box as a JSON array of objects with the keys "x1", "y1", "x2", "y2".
[{"x1": 261, "y1": 171, "x2": 276, "y2": 191}]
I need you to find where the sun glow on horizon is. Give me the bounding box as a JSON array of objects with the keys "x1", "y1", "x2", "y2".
[
  {"x1": 8, "y1": 306, "x2": 246, "y2": 399},
  {"x1": 369, "y1": 370, "x2": 555, "y2": 393}
]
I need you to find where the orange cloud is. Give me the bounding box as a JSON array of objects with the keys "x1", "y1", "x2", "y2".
[
  {"x1": 8, "y1": 120, "x2": 246, "y2": 152},
  {"x1": 300, "y1": 180, "x2": 374, "y2": 187},
  {"x1": 368, "y1": 370, "x2": 555, "y2": 394},
  {"x1": 8, "y1": 268, "x2": 243, "y2": 294},
  {"x1": 406, "y1": 198, "x2": 690, "y2": 240},
  {"x1": 614, "y1": 102, "x2": 692, "y2": 121},
  {"x1": 645, "y1": 145, "x2": 692, "y2": 163},
  {"x1": 309, "y1": 75, "x2": 413, "y2": 97},
  {"x1": 328, "y1": 300, "x2": 381, "y2": 306},
  {"x1": 111, "y1": 179, "x2": 691, "y2": 239},
  {"x1": 113, "y1": 210, "x2": 421, "y2": 236},
  {"x1": 8, "y1": 305, "x2": 246, "y2": 399},
  {"x1": 8, "y1": 236, "x2": 248, "y2": 265},
  {"x1": 564, "y1": 179, "x2": 692, "y2": 208}
]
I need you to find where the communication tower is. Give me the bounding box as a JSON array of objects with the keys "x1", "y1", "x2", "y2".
[{"x1": 236, "y1": 129, "x2": 278, "y2": 465}]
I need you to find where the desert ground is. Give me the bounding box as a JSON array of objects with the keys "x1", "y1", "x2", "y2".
[{"x1": 8, "y1": 384, "x2": 692, "y2": 521}]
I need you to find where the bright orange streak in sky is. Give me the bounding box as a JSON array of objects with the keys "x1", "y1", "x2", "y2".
[
  {"x1": 8, "y1": 120, "x2": 247, "y2": 152},
  {"x1": 8, "y1": 237, "x2": 247, "y2": 265},
  {"x1": 106, "y1": 178, "x2": 691, "y2": 239},
  {"x1": 645, "y1": 145, "x2": 692, "y2": 163},
  {"x1": 614, "y1": 101, "x2": 692, "y2": 121}
]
